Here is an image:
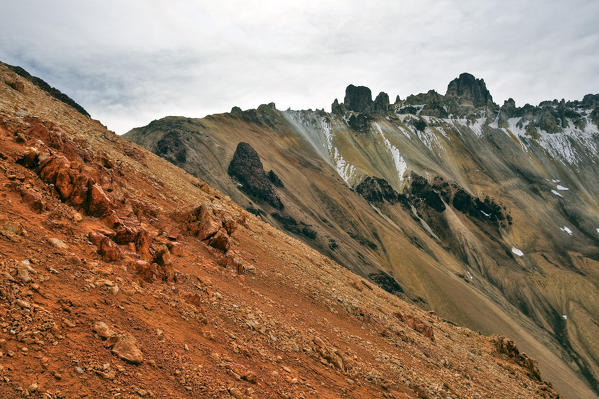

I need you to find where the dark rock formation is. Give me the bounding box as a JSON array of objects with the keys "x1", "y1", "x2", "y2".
[
  {"x1": 409, "y1": 173, "x2": 446, "y2": 212},
  {"x1": 413, "y1": 118, "x2": 427, "y2": 131},
  {"x1": 154, "y1": 131, "x2": 187, "y2": 164},
  {"x1": 373, "y1": 92, "x2": 390, "y2": 113},
  {"x1": 348, "y1": 113, "x2": 372, "y2": 132},
  {"x1": 368, "y1": 271, "x2": 403, "y2": 295},
  {"x1": 1, "y1": 61, "x2": 89, "y2": 116},
  {"x1": 267, "y1": 170, "x2": 284, "y2": 187},
  {"x1": 230, "y1": 104, "x2": 277, "y2": 127},
  {"x1": 445, "y1": 73, "x2": 493, "y2": 107},
  {"x1": 228, "y1": 142, "x2": 283, "y2": 209},
  {"x1": 271, "y1": 212, "x2": 316, "y2": 239},
  {"x1": 356, "y1": 176, "x2": 405, "y2": 205},
  {"x1": 344, "y1": 84, "x2": 373, "y2": 113},
  {"x1": 331, "y1": 98, "x2": 344, "y2": 114}
]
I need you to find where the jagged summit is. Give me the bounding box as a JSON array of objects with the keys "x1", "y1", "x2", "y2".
[{"x1": 445, "y1": 72, "x2": 494, "y2": 107}]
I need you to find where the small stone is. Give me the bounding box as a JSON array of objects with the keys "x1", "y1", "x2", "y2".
[
  {"x1": 184, "y1": 344, "x2": 189, "y2": 351},
  {"x1": 16, "y1": 299, "x2": 31, "y2": 309},
  {"x1": 17, "y1": 260, "x2": 33, "y2": 283},
  {"x1": 63, "y1": 319, "x2": 76, "y2": 328},
  {"x1": 28, "y1": 383, "x2": 38, "y2": 392},
  {"x1": 75, "y1": 366, "x2": 84, "y2": 374},
  {"x1": 48, "y1": 237, "x2": 68, "y2": 250},
  {"x1": 93, "y1": 321, "x2": 115, "y2": 339},
  {"x1": 110, "y1": 334, "x2": 143, "y2": 364}
]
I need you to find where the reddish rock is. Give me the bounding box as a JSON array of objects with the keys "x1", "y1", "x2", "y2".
[
  {"x1": 208, "y1": 228, "x2": 231, "y2": 252},
  {"x1": 166, "y1": 241, "x2": 183, "y2": 256},
  {"x1": 109, "y1": 334, "x2": 143, "y2": 364},
  {"x1": 88, "y1": 231, "x2": 106, "y2": 246},
  {"x1": 223, "y1": 217, "x2": 237, "y2": 235},
  {"x1": 153, "y1": 245, "x2": 171, "y2": 266},
  {"x1": 114, "y1": 224, "x2": 138, "y2": 244},
  {"x1": 99, "y1": 236, "x2": 121, "y2": 262},
  {"x1": 19, "y1": 187, "x2": 45, "y2": 213},
  {"x1": 396, "y1": 312, "x2": 435, "y2": 341},
  {"x1": 135, "y1": 229, "x2": 151, "y2": 260},
  {"x1": 190, "y1": 204, "x2": 221, "y2": 240},
  {"x1": 88, "y1": 183, "x2": 111, "y2": 216}
]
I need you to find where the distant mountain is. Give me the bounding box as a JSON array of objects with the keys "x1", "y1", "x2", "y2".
[{"x1": 126, "y1": 74, "x2": 599, "y2": 398}]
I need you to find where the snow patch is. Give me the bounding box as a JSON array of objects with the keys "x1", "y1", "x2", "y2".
[
  {"x1": 377, "y1": 124, "x2": 408, "y2": 182},
  {"x1": 512, "y1": 247, "x2": 524, "y2": 257},
  {"x1": 551, "y1": 190, "x2": 563, "y2": 198},
  {"x1": 466, "y1": 271, "x2": 473, "y2": 280},
  {"x1": 556, "y1": 185, "x2": 569, "y2": 191},
  {"x1": 562, "y1": 314, "x2": 568, "y2": 320},
  {"x1": 560, "y1": 226, "x2": 573, "y2": 235}
]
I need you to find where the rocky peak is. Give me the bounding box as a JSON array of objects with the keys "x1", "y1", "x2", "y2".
[
  {"x1": 331, "y1": 98, "x2": 343, "y2": 114},
  {"x1": 373, "y1": 91, "x2": 390, "y2": 113},
  {"x1": 445, "y1": 72, "x2": 493, "y2": 107},
  {"x1": 344, "y1": 84, "x2": 373, "y2": 113}
]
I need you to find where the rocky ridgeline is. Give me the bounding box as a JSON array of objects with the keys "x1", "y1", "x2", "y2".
[
  {"x1": 330, "y1": 72, "x2": 599, "y2": 135},
  {"x1": 1, "y1": 61, "x2": 89, "y2": 117},
  {"x1": 356, "y1": 173, "x2": 511, "y2": 228}
]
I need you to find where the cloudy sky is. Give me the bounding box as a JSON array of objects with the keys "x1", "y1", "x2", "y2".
[{"x1": 1, "y1": 0, "x2": 598, "y2": 133}]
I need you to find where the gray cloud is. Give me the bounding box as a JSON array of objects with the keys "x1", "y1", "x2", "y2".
[{"x1": 1, "y1": 0, "x2": 598, "y2": 133}]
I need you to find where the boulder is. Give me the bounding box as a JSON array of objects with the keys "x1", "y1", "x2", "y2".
[
  {"x1": 88, "y1": 183, "x2": 112, "y2": 216},
  {"x1": 99, "y1": 236, "x2": 121, "y2": 262},
  {"x1": 208, "y1": 228, "x2": 231, "y2": 252},
  {"x1": 109, "y1": 334, "x2": 143, "y2": 364},
  {"x1": 93, "y1": 321, "x2": 115, "y2": 340}
]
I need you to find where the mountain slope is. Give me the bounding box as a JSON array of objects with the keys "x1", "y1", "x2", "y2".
[
  {"x1": 126, "y1": 74, "x2": 599, "y2": 398},
  {"x1": 0, "y1": 63, "x2": 570, "y2": 398}
]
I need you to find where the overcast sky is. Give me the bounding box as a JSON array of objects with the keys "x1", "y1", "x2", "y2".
[{"x1": 1, "y1": 0, "x2": 598, "y2": 133}]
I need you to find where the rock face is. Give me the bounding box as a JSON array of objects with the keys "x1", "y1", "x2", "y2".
[
  {"x1": 347, "y1": 113, "x2": 372, "y2": 132},
  {"x1": 344, "y1": 84, "x2": 373, "y2": 113},
  {"x1": 228, "y1": 142, "x2": 283, "y2": 209},
  {"x1": 154, "y1": 130, "x2": 187, "y2": 164},
  {"x1": 355, "y1": 176, "x2": 403, "y2": 204},
  {"x1": 373, "y1": 91, "x2": 390, "y2": 113},
  {"x1": 445, "y1": 72, "x2": 493, "y2": 107}
]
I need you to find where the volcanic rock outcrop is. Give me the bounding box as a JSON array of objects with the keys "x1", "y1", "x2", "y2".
[{"x1": 228, "y1": 142, "x2": 283, "y2": 209}]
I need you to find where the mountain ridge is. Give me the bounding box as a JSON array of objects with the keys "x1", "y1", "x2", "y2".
[{"x1": 126, "y1": 73, "x2": 599, "y2": 398}]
